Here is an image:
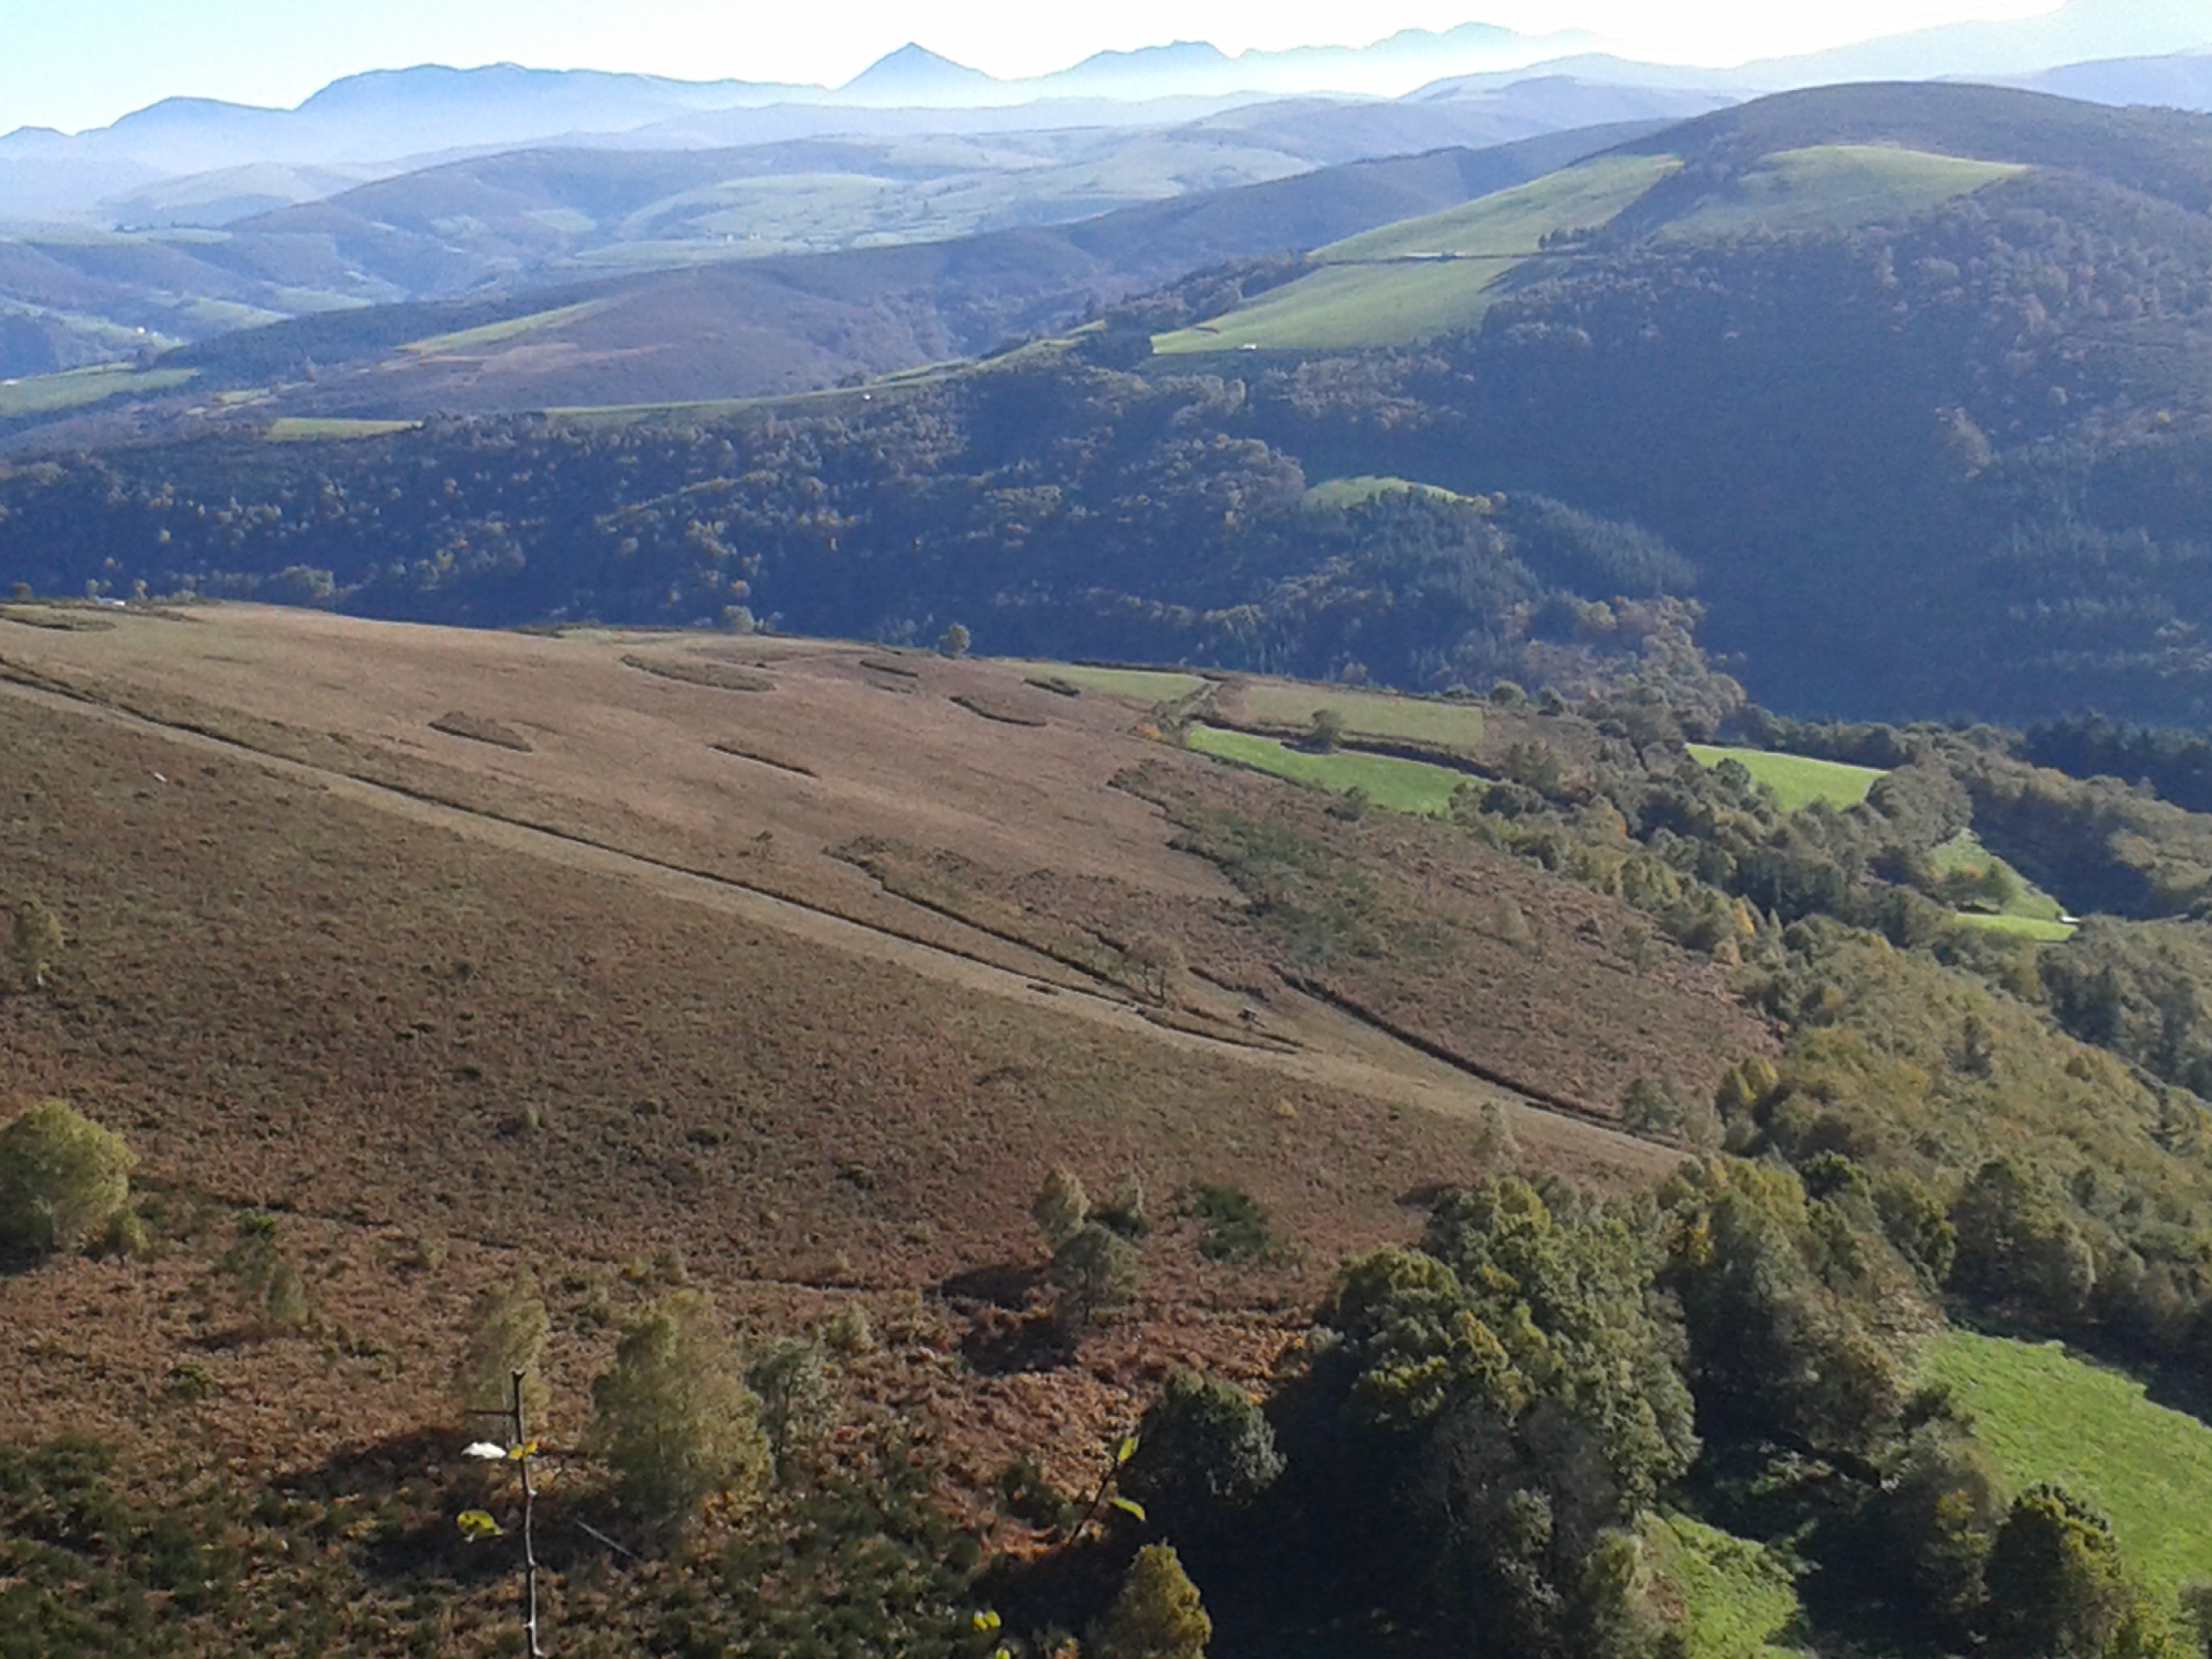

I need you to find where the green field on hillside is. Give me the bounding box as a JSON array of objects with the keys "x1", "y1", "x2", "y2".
[
  {"x1": 1926, "y1": 1330, "x2": 2212, "y2": 1606},
  {"x1": 0, "y1": 364, "x2": 195, "y2": 418},
  {"x1": 1186, "y1": 724, "x2": 1467, "y2": 814},
  {"x1": 995, "y1": 661, "x2": 1211, "y2": 702},
  {"x1": 1929, "y1": 829, "x2": 2076, "y2": 937},
  {"x1": 1685, "y1": 745, "x2": 1884, "y2": 811},
  {"x1": 1233, "y1": 682, "x2": 1485, "y2": 750},
  {"x1": 402, "y1": 300, "x2": 608, "y2": 357},
  {"x1": 1643, "y1": 1514, "x2": 1808, "y2": 1659},
  {"x1": 1153, "y1": 153, "x2": 1679, "y2": 354},
  {"x1": 1666, "y1": 145, "x2": 2030, "y2": 239},
  {"x1": 265, "y1": 417, "x2": 424, "y2": 442}
]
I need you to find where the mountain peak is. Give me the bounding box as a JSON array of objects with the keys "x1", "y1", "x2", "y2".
[{"x1": 839, "y1": 43, "x2": 999, "y2": 101}]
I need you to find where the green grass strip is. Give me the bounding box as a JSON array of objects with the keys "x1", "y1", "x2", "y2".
[{"x1": 1185, "y1": 724, "x2": 1467, "y2": 815}]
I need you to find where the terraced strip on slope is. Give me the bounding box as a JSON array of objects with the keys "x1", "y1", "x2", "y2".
[{"x1": 1152, "y1": 153, "x2": 1681, "y2": 353}]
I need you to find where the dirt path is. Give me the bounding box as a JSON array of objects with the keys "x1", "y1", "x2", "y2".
[{"x1": 0, "y1": 674, "x2": 1676, "y2": 1179}]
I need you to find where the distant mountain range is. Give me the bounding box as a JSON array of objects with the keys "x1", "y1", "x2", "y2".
[{"x1": 5, "y1": 0, "x2": 2209, "y2": 230}]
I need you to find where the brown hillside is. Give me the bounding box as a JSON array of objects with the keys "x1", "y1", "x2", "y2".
[{"x1": 0, "y1": 605, "x2": 1766, "y2": 1491}]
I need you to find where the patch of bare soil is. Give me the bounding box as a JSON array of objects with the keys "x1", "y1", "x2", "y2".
[{"x1": 951, "y1": 693, "x2": 1048, "y2": 728}]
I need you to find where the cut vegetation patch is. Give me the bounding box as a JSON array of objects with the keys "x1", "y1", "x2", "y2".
[
  {"x1": 993, "y1": 660, "x2": 1211, "y2": 703},
  {"x1": 621, "y1": 653, "x2": 775, "y2": 692},
  {"x1": 950, "y1": 693, "x2": 1046, "y2": 728},
  {"x1": 429, "y1": 710, "x2": 534, "y2": 752}
]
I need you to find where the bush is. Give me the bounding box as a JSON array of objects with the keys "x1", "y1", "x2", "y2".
[
  {"x1": 0, "y1": 1101, "x2": 135, "y2": 1255},
  {"x1": 589, "y1": 1289, "x2": 769, "y2": 1534},
  {"x1": 747, "y1": 1337, "x2": 831, "y2": 1482},
  {"x1": 6, "y1": 899, "x2": 63, "y2": 991},
  {"x1": 1090, "y1": 1543, "x2": 1212, "y2": 1659},
  {"x1": 219, "y1": 1214, "x2": 310, "y2": 1335},
  {"x1": 1049, "y1": 1224, "x2": 1141, "y2": 1334},
  {"x1": 1033, "y1": 1166, "x2": 1090, "y2": 1252}
]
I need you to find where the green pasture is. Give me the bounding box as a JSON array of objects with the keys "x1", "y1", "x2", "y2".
[
  {"x1": 0, "y1": 364, "x2": 194, "y2": 418},
  {"x1": 1153, "y1": 153, "x2": 1679, "y2": 354},
  {"x1": 1926, "y1": 1330, "x2": 2212, "y2": 1607},
  {"x1": 1643, "y1": 1514, "x2": 1808, "y2": 1659},
  {"x1": 265, "y1": 417, "x2": 423, "y2": 442},
  {"x1": 1316, "y1": 152, "x2": 1682, "y2": 264},
  {"x1": 1666, "y1": 145, "x2": 2030, "y2": 240},
  {"x1": 1685, "y1": 745, "x2": 1884, "y2": 812},
  {"x1": 1234, "y1": 682, "x2": 1485, "y2": 751},
  {"x1": 402, "y1": 300, "x2": 607, "y2": 357},
  {"x1": 992, "y1": 660, "x2": 1211, "y2": 702},
  {"x1": 1185, "y1": 724, "x2": 1468, "y2": 815},
  {"x1": 1929, "y1": 829, "x2": 2075, "y2": 935}
]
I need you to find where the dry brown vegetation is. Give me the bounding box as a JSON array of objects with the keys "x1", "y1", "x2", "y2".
[{"x1": 0, "y1": 604, "x2": 1765, "y2": 1515}]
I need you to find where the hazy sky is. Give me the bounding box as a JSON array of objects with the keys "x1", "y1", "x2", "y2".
[{"x1": 5, "y1": 0, "x2": 2068, "y2": 134}]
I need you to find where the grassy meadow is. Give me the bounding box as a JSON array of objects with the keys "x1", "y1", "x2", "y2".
[
  {"x1": 1926, "y1": 1330, "x2": 2212, "y2": 1607},
  {"x1": 1665, "y1": 145, "x2": 2029, "y2": 239},
  {"x1": 1685, "y1": 745, "x2": 1885, "y2": 811},
  {"x1": 401, "y1": 300, "x2": 609, "y2": 357},
  {"x1": 993, "y1": 660, "x2": 1212, "y2": 702},
  {"x1": 1185, "y1": 724, "x2": 1468, "y2": 815},
  {"x1": 1644, "y1": 1514, "x2": 1809, "y2": 1659},
  {"x1": 0, "y1": 364, "x2": 195, "y2": 418},
  {"x1": 1152, "y1": 153, "x2": 1680, "y2": 354},
  {"x1": 1233, "y1": 682, "x2": 1486, "y2": 751},
  {"x1": 264, "y1": 416, "x2": 424, "y2": 442}
]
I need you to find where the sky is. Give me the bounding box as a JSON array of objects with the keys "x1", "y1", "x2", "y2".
[{"x1": 3, "y1": 0, "x2": 2070, "y2": 134}]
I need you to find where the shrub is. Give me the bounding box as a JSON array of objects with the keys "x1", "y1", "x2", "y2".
[
  {"x1": 1310, "y1": 709, "x2": 1345, "y2": 753},
  {"x1": 0, "y1": 1101, "x2": 136, "y2": 1255},
  {"x1": 454, "y1": 1268, "x2": 550, "y2": 1429},
  {"x1": 219, "y1": 1214, "x2": 311, "y2": 1335},
  {"x1": 6, "y1": 899, "x2": 63, "y2": 991},
  {"x1": 589, "y1": 1289, "x2": 768, "y2": 1534},
  {"x1": 936, "y1": 622, "x2": 970, "y2": 658},
  {"x1": 1090, "y1": 1543, "x2": 1212, "y2": 1659},
  {"x1": 1189, "y1": 1183, "x2": 1280, "y2": 1262},
  {"x1": 823, "y1": 1302, "x2": 876, "y2": 1357},
  {"x1": 1033, "y1": 1166, "x2": 1090, "y2": 1252}
]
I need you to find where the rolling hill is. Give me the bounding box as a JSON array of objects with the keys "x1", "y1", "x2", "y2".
[{"x1": 0, "y1": 122, "x2": 1665, "y2": 420}]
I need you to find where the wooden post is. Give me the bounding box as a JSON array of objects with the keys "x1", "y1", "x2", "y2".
[{"x1": 512, "y1": 1370, "x2": 545, "y2": 1658}]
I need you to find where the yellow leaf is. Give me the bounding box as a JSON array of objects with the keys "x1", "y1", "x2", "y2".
[
  {"x1": 456, "y1": 1510, "x2": 504, "y2": 1541},
  {"x1": 508, "y1": 1440, "x2": 540, "y2": 1460},
  {"x1": 1116, "y1": 1435, "x2": 1139, "y2": 1465},
  {"x1": 970, "y1": 1610, "x2": 1001, "y2": 1631},
  {"x1": 1108, "y1": 1495, "x2": 1147, "y2": 1523}
]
